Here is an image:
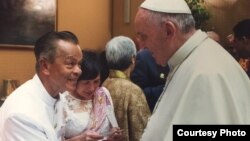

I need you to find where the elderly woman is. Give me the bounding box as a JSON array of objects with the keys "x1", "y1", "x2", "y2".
[{"x1": 103, "y1": 36, "x2": 151, "y2": 141}]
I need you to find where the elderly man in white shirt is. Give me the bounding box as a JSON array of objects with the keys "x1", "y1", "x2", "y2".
[{"x1": 0, "y1": 31, "x2": 82, "y2": 141}]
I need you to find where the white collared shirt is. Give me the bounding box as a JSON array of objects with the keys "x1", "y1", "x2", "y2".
[{"x1": 0, "y1": 74, "x2": 63, "y2": 141}]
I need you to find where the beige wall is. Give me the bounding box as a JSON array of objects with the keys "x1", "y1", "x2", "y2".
[
  {"x1": 112, "y1": 0, "x2": 143, "y2": 39},
  {"x1": 0, "y1": 48, "x2": 35, "y2": 97},
  {"x1": 0, "y1": 0, "x2": 111, "y2": 97},
  {"x1": 58, "y1": 0, "x2": 111, "y2": 51}
]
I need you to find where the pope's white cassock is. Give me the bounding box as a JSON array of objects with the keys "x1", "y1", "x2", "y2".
[{"x1": 140, "y1": 30, "x2": 250, "y2": 141}]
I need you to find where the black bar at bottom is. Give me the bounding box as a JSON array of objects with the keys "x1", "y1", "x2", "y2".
[{"x1": 173, "y1": 125, "x2": 250, "y2": 141}]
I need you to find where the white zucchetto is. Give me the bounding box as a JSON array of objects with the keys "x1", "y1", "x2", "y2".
[{"x1": 140, "y1": 0, "x2": 192, "y2": 14}]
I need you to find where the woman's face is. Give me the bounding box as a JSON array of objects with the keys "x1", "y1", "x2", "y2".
[{"x1": 75, "y1": 75, "x2": 101, "y2": 100}]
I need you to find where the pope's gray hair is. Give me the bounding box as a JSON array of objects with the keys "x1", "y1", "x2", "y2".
[{"x1": 145, "y1": 9, "x2": 196, "y2": 33}]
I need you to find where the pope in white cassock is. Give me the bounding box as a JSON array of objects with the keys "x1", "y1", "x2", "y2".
[{"x1": 134, "y1": 0, "x2": 250, "y2": 140}]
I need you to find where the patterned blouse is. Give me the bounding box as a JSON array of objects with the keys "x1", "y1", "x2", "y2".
[
  {"x1": 61, "y1": 87, "x2": 117, "y2": 139},
  {"x1": 103, "y1": 70, "x2": 151, "y2": 141}
]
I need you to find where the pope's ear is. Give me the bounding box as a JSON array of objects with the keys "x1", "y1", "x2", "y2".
[{"x1": 162, "y1": 21, "x2": 176, "y2": 38}]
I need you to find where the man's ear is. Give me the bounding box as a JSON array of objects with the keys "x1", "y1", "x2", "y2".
[{"x1": 39, "y1": 58, "x2": 50, "y2": 75}]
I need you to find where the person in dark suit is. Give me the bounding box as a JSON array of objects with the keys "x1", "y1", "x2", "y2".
[{"x1": 131, "y1": 48, "x2": 169, "y2": 112}]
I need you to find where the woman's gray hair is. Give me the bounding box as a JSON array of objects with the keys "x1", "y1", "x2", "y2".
[
  {"x1": 105, "y1": 36, "x2": 136, "y2": 71},
  {"x1": 145, "y1": 9, "x2": 195, "y2": 33}
]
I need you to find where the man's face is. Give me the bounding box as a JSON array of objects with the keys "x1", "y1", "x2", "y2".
[
  {"x1": 135, "y1": 9, "x2": 168, "y2": 66},
  {"x1": 46, "y1": 40, "x2": 82, "y2": 96},
  {"x1": 234, "y1": 37, "x2": 250, "y2": 59}
]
